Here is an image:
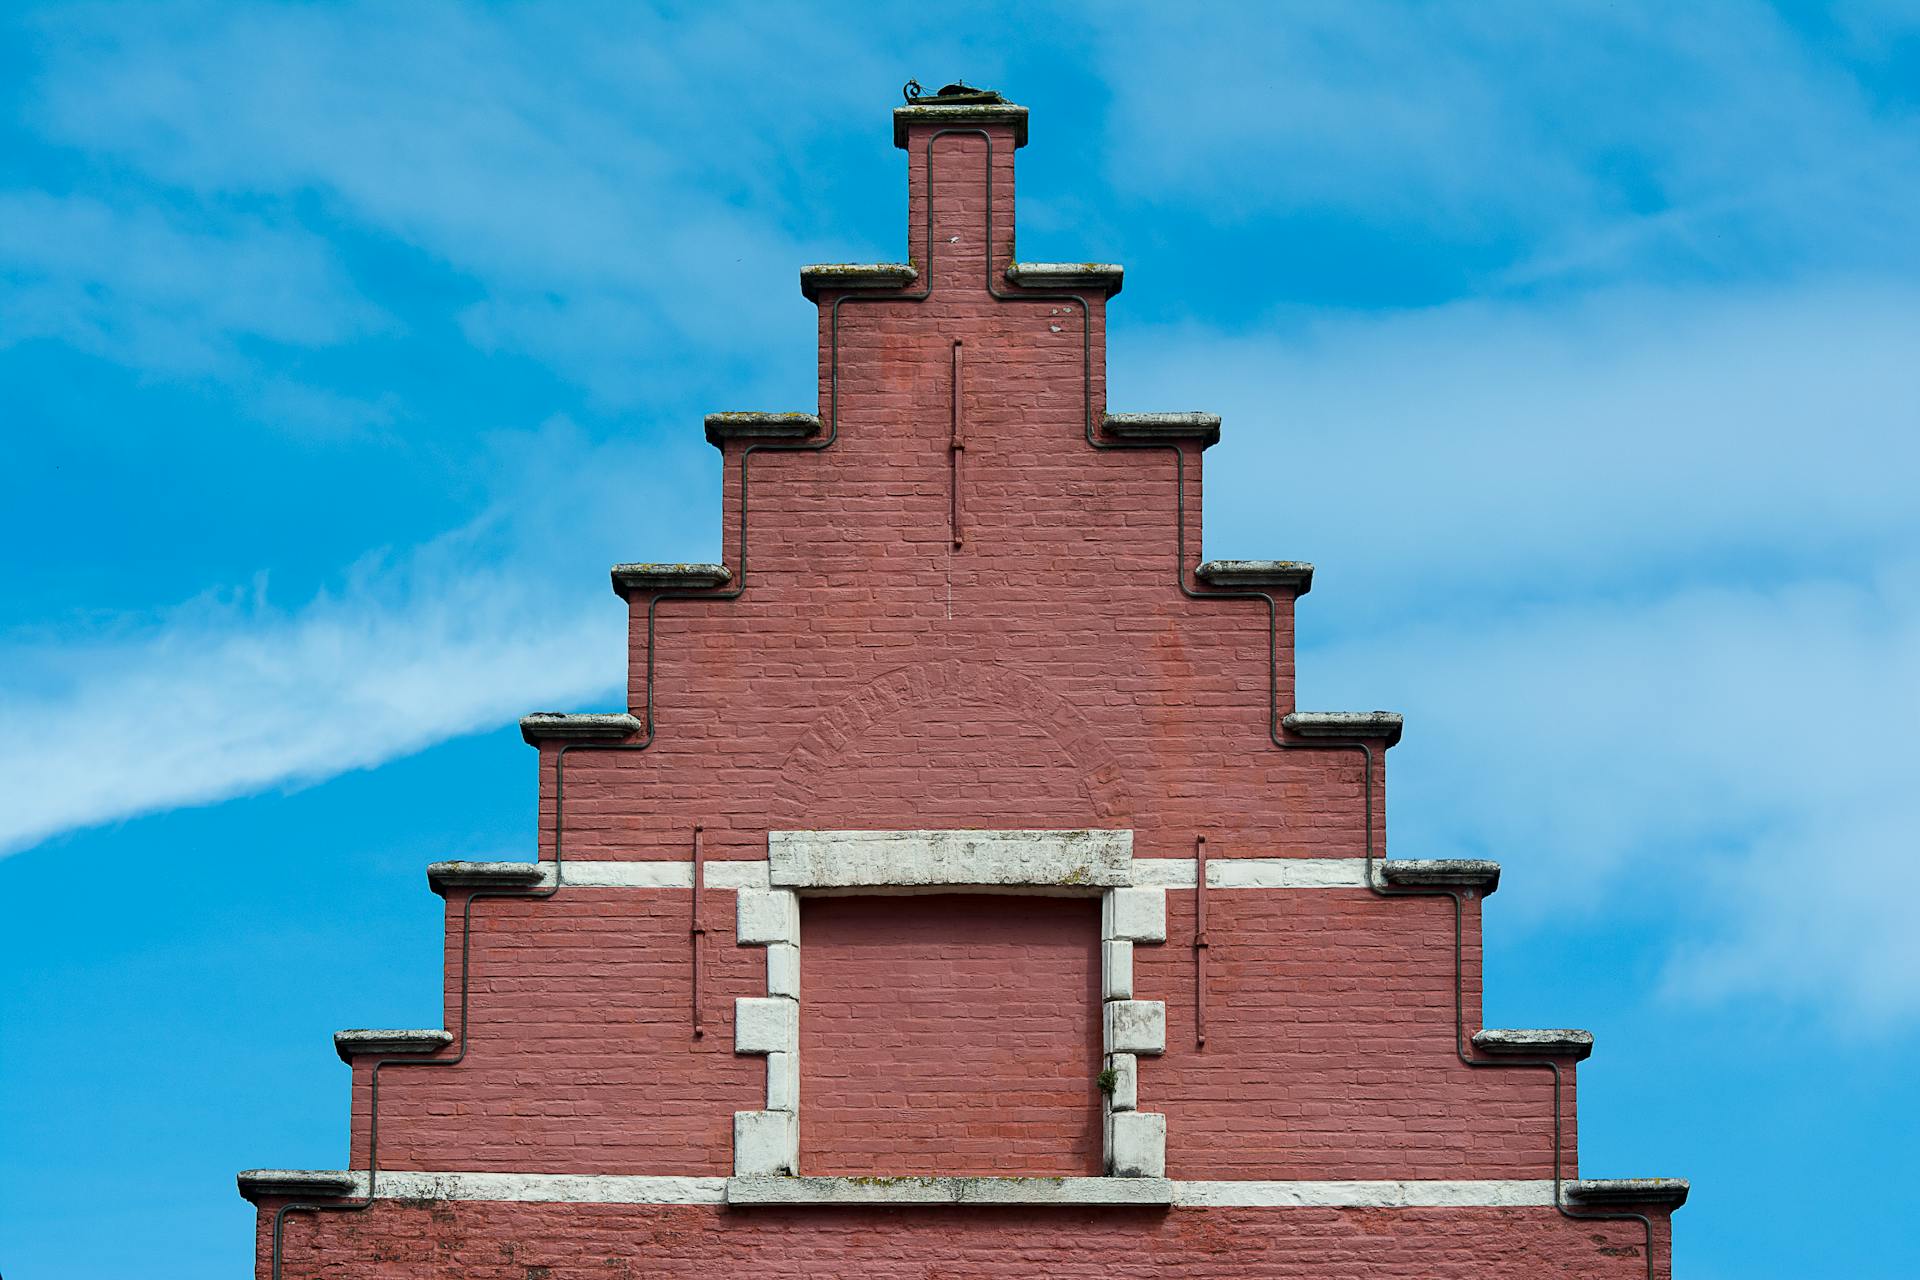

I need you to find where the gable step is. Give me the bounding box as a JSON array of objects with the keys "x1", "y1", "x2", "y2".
[
  {"x1": 332, "y1": 1029, "x2": 454, "y2": 1063},
  {"x1": 800, "y1": 263, "x2": 917, "y2": 300},
  {"x1": 236, "y1": 1169, "x2": 356, "y2": 1204},
  {"x1": 1473, "y1": 1029, "x2": 1595, "y2": 1061},
  {"x1": 1197, "y1": 560, "x2": 1314, "y2": 594},
  {"x1": 1566, "y1": 1178, "x2": 1690, "y2": 1210},
  {"x1": 1004, "y1": 262, "x2": 1124, "y2": 296},
  {"x1": 1380, "y1": 859, "x2": 1501, "y2": 893},
  {"x1": 519, "y1": 712, "x2": 641, "y2": 745},
  {"x1": 611, "y1": 563, "x2": 732, "y2": 597},
  {"x1": 1283, "y1": 711, "x2": 1404, "y2": 747},
  {"x1": 1103, "y1": 412, "x2": 1221, "y2": 449},
  {"x1": 427, "y1": 861, "x2": 547, "y2": 894},
  {"x1": 704, "y1": 412, "x2": 822, "y2": 448}
]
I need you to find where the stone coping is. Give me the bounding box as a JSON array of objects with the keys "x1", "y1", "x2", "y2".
[
  {"x1": 1004, "y1": 262, "x2": 1123, "y2": 296},
  {"x1": 332, "y1": 1029, "x2": 453, "y2": 1063},
  {"x1": 610, "y1": 563, "x2": 731, "y2": 596},
  {"x1": 1380, "y1": 859, "x2": 1502, "y2": 894},
  {"x1": 1197, "y1": 560, "x2": 1314, "y2": 594},
  {"x1": 800, "y1": 263, "x2": 917, "y2": 300},
  {"x1": 1282, "y1": 711, "x2": 1404, "y2": 748},
  {"x1": 518, "y1": 712, "x2": 642, "y2": 746},
  {"x1": 1103, "y1": 412, "x2": 1221, "y2": 449},
  {"x1": 704, "y1": 412, "x2": 822, "y2": 448},
  {"x1": 427, "y1": 861, "x2": 547, "y2": 894},
  {"x1": 1566, "y1": 1178, "x2": 1690, "y2": 1209},
  {"x1": 236, "y1": 1169, "x2": 357, "y2": 1203},
  {"x1": 726, "y1": 1175, "x2": 1171, "y2": 1207},
  {"x1": 236, "y1": 1170, "x2": 1684, "y2": 1211},
  {"x1": 893, "y1": 102, "x2": 1030, "y2": 148},
  {"x1": 1473, "y1": 1029, "x2": 1596, "y2": 1062}
]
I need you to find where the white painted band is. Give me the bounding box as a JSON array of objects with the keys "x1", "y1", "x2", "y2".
[
  {"x1": 306, "y1": 1172, "x2": 1558, "y2": 1209},
  {"x1": 542, "y1": 859, "x2": 1372, "y2": 891}
]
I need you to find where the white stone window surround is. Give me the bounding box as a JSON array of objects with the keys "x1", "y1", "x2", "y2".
[{"x1": 730, "y1": 829, "x2": 1167, "y2": 1182}]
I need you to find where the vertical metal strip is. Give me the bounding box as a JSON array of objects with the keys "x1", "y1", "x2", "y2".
[
  {"x1": 691, "y1": 824, "x2": 706, "y2": 1039},
  {"x1": 950, "y1": 339, "x2": 965, "y2": 549},
  {"x1": 1195, "y1": 834, "x2": 1209, "y2": 1049}
]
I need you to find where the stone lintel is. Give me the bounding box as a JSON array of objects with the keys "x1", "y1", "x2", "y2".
[
  {"x1": 1282, "y1": 711, "x2": 1405, "y2": 748},
  {"x1": 800, "y1": 263, "x2": 918, "y2": 301},
  {"x1": 768, "y1": 829, "x2": 1132, "y2": 890},
  {"x1": 1103, "y1": 412, "x2": 1221, "y2": 449},
  {"x1": 893, "y1": 103, "x2": 1030, "y2": 148},
  {"x1": 1004, "y1": 262, "x2": 1123, "y2": 296},
  {"x1": 332, "y1": 1029, "x2": 453, "y2": 1063},
  {"x1": 426, "y1": 861, "x2": 548, "y2": 895},
  {"x1": 1381, "y1": 859, "x2": 1502, "y2": 894},
  {"x1": 610, "y1": 563, "x2": 732, "y2": 596},
  {"x1": 1196, "y1": 560, "x2": 1314, "y2": 595},
  {"x1": 235, "y1": 1169, "x2": 357, "y2": 1204},
  {"x1": 704, "y1": 412, "x2": 822, "y2": 448},
  {"x1": 1473, "y1": 1029, "x2": 1595, "y2": 1061},
  {"x1": 726, "y1": 1175, "x2": 1172, "y2": 1207},
  {"x1": 1566, "y1": 1178, "x2": 1690, "y2": 1209},
  {"x1": 518, "y1": 713, "x2": 642, "y2": 746}
]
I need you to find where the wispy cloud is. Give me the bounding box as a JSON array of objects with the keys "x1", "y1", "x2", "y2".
[
  {"x1": 1115, "y1": 284, "x2": 1920, "y2": 1026},
  {"x1": 0, "y1": 420, "x2": 709, "y2": 856},
  {"x1": 0, "y1": 190, "x2": 380, "y2": 374},
  {"x1": 1311, "y1": 568, "x2": 1920, "y2": 1026},
  {"x1": 1091, "y1": 1, "x2": 1920, "y2": 289},
  {"x1": 19, "y1": 0, "x2": 898, "y2": 405}
]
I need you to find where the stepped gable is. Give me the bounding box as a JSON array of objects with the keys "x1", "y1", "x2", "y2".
[{"x1": 241, "y1": 84, "x2": 1684, "y2": 1279}]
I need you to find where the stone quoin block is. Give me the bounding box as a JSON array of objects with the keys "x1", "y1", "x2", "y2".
[
  {"x1": 766, "y1": 942, "x2": 800, "y2": 998},
  {"x1": 1107, "y1": 1111, "x2": 1167, "y2": 1178},
  {"x1": 733, "y1": 998, "x2": 796, "y2": 1056},
  {"x1": 736, "y1": 889, "x2": 798, "y2": 946},
  {"x1": 765, "y1": 1051, "x2": 799, "y2": 1112},
  {"x1": 1103, "y1": 887, "x2": 1167, "y2": 943},
  {"x1": 732, "y1": 1110, "x2": 796, "y2": 1177},
  {"x1": 1105, "y1": 1052, "x2": 1138, "y2": 1112},
  {"x1": 1104, "y1": 1000, "x2": 1167, "y2": 1056},
  {"x1": 1102, "y1": 939, "x2": 1134, "y2": 1000}
]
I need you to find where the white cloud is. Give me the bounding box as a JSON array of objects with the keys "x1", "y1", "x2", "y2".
[
  {"x1": 1306, "y1": 566, "x2": 1920, "y2": 1027},
  {"x1": 0, "y1": 419, "x2": 711, "y2": 856},
  {"x1": 0, "y1": 190, "x2": 380, "y2": 373},
  {"x1": 20, "y1": 0, "x2": 895, "y2": 403},
  {"x1": 1111, "y1": 282, "x2": 1920, "y2": 1026},
  {"x1": 1115, "y1": 282, "x2": 1920, "y2": 622},
  {"x1": 1089, "y1": 0, "x2": 1920, "y2": 286}
]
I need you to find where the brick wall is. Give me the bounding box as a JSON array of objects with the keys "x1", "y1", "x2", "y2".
[
  {"x1": 799, "y1": 894, "x2": 1103, "y2": 1175},
  {"x1": 258, "y1": 1200, "x2": 1669, "y2": 1279},
  {"x1": 257, "y1": 102, "x2": 1676, "y2": 1278}
]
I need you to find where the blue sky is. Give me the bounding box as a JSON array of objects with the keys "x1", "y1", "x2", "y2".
[{"x1": 2, "y1": 2, "x2": 1917, "y2": 1275}]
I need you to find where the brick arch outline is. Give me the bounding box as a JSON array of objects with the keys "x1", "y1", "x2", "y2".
[{"x1": 770, "y1": 657, "x2": 1133, "y2": 824}]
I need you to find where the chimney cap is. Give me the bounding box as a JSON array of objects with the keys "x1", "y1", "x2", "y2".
[{"x1": 895, "y1": 79, "x2": 1028, "y2": 148}]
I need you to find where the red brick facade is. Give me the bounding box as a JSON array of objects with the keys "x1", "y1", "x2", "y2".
[{"x1": 243, "y1": 88, "x2": 1684, "y2": 1278}]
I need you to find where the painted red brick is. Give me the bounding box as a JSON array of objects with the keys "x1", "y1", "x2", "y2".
[
  {"x1": 258, "y1": 1200, "x2": 1671, "y2": 1279},
  {"x1": 799, "y1": 894, "x2": 1103, "y2": 1175},
  {"x1": 251, "y1": 99, "x2": 1679, "y2": 1278}
]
